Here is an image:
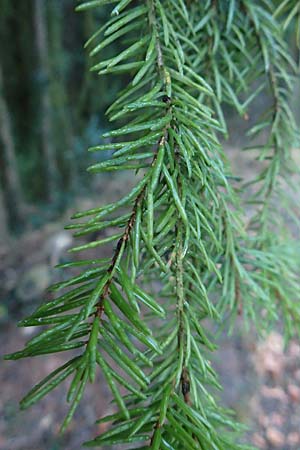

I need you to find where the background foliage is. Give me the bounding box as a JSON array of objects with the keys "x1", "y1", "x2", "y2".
[{"x1": 0, "y1": 0, "x2": 122, "y2": 231}]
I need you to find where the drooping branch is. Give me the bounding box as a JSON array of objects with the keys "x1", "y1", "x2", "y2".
[{"x1": 5, "y1": 2, "x2": 300, "y2": 449}]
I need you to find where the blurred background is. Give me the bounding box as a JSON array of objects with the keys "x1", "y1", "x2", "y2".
[{"x1": 0, "y1": 1, "x2": 300, "y2": 449}]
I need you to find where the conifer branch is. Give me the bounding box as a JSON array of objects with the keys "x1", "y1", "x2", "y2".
[{"x1": 5, "y1": 1, "x2": 300, "y2": 448}]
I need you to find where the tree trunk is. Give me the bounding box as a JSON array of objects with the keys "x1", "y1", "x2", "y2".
[
  {"x1": 291, "y1": 62, "x2": 300, "y2": 128},
  {"x1": 0, "y1": 182, "x2": 9, "y2": 244},
  {"x1": 48, "y1": 0, "x2": 79, "y2": 193},
  {"x1": 76, "y1": 9, "x2": 96, "y2": 125},
  {"x1": 0, "y1": 64, "x2": 24, "y2": 224},
  {"x1": 34, "y1": 0, "x2": 58, "y2": 202}
]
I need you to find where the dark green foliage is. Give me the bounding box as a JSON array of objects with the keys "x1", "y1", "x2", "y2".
[{"x1": 5, "y1": 1, "x2": 300, "y2": 448}]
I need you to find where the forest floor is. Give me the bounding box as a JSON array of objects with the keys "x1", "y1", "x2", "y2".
[{"x1": 1, "y1": 159, "x2": 300, "y2": 450}]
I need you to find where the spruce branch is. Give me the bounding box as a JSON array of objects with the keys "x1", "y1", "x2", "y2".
[{"x1": 5, "y1": 1, "x2": 300, "y2": 448}]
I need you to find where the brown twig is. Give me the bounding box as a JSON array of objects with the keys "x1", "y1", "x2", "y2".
[{"x1": 181, "y1": 366, "x2": 191, "y2": 404}]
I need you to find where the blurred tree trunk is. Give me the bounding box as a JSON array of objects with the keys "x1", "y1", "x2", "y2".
[
  {"x1": 49, "y1": 0, "x2": 79, "y2": 192},
  {"x1": 292, "y1": 60, "x2": 300, "y2": 128},
  {"x1": 0, "y1": 64, "x2": 24, "y2": 224},
  {"x1": 34, "y1": 0, "x2": 58, "y2": 202},
  {"x1": 76, "y1": 10, "x2": 96, "y2": 126},
  {"x1": 290, "y1": 43, "x2": 300, "y2": 130},
  {"x1": 292, "y1": 77, "x2": 300, "y2": 127},
  {"x1": 0, "y1": 183, "x2": 8, "y2": 243}
]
